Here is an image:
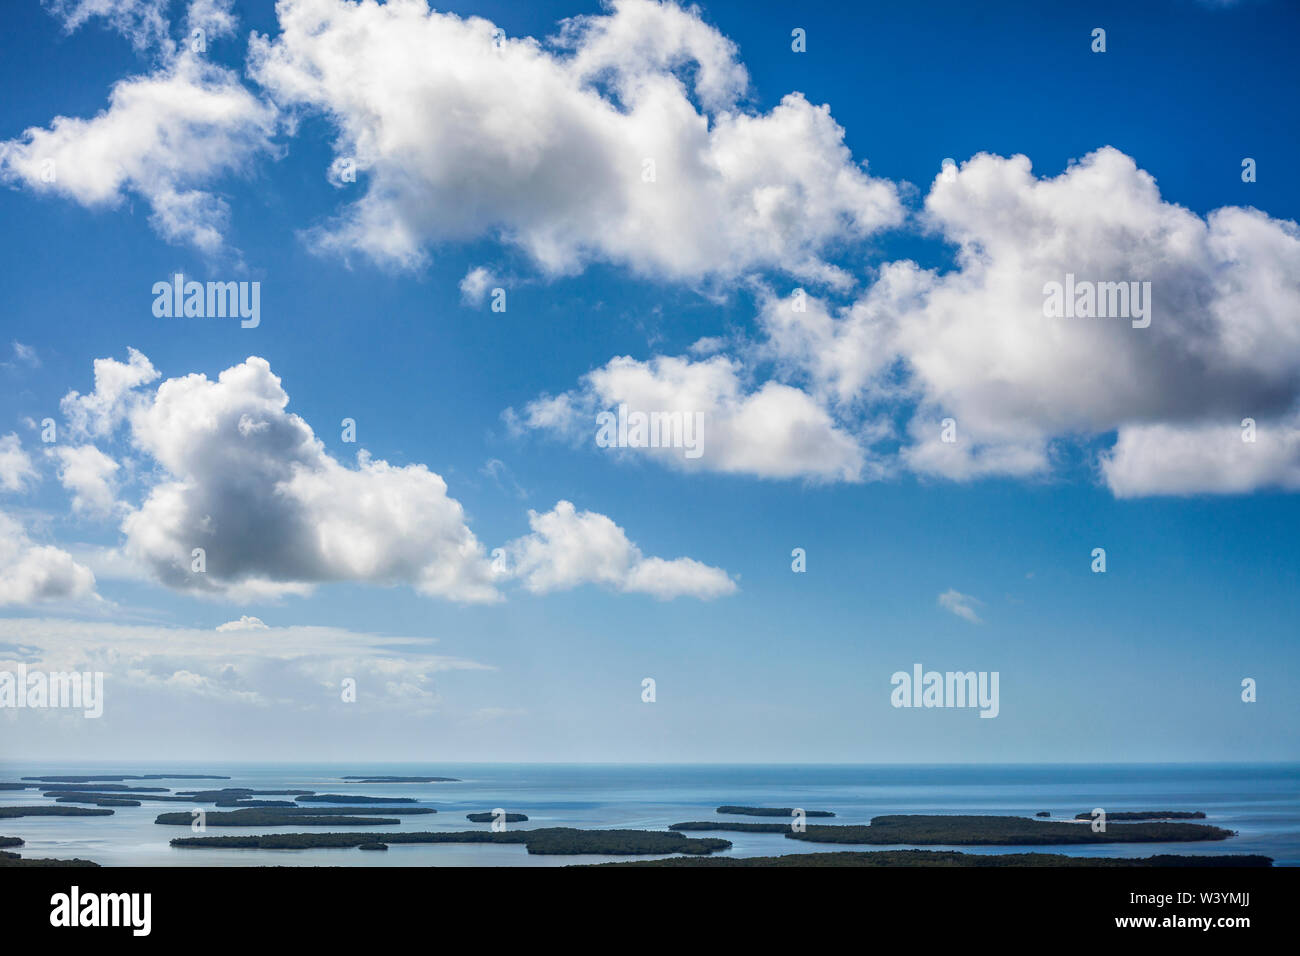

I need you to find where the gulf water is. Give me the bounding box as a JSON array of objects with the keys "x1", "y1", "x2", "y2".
[{"x1": 3, "y1": 762, "x2": 1295, "y2": 867}]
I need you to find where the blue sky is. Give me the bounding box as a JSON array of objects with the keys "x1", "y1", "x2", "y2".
[{"x1": 0, "y1": 0, "x2": 1297, "y2": 763}]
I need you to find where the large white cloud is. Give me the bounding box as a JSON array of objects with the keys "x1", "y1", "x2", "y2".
[
  {"x1": 247, "y1": 0, "x2": 900, "y2": 282},
  {"x1": 1, "y1": 1, "x2": 277, "y2": 254},
  {"x1": 889, "y1": 148, "x2": 1300, "y2": 491},
  {"x1": 515, "y1": 352, "x2": 867, "y2": 481},
  {"x1": 13, "y1": 0, "x2": 898, "y2": 274},
  {"x1": 46, "y1": 351, "x2": 734, "y2": 603},
  {"x1": 12, "y1": 3, "x2": 1299, "y2": 500},
  {"x1": 707, "y1": 147, "x2": 1300, "y2": 492},
  {"x1": 115, "y1": 354, "x2": 500, "y2": 602},
  {"x1": 900, "y1": 151, "x2": 1298, "y2": 426},
  {"x1": 519, "y1": 147, "x2": 1300, "y2": 494},
  {"x1": 1101, "y1": 416, "x2": 1300, "y2": 497},
  {"x1": 504, "y1": 499, "x2": 735, "y2": 599}
]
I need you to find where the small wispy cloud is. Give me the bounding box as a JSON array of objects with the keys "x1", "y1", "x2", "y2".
[
  {"x1": 459, "y1": 266, "x2": 498, "y2": 306},
  {"x1": 11, "y1": 341, "x2": 39, "y2": 368},
  {"x1": 481, "y1": 458, "x2": 528, "y2": 500},
  {"x1": 216, "y1": 615, "x2": 269, "y2": 632},
  {"x1": 938, "y1": 588, "x2": 983, "y2": 624}
]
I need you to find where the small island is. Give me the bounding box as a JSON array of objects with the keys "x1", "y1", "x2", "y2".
[
  {"x1": 1073, "y1": 811, "x2": 1207, "y2": 821},
  {"x1": 358, "y1": 843, "x2": 389, "y2": 851},
  {"x1": 53, "y1": 796, "x2": 140, "y2": 807},
  {"x1": 155, "y1": 807, "x2": 435, "y2": 826},
  {"x1": 671, "y1": 821, "x2": 791, "y2": 832},
  {"x1": 1, "y1": 850, "x2": 100, "y2": 867},
  {"x1": 1035, "y1": 811, "x2": 1050, "y2": 817},
  {"x1": 0, "y1": 806, "x2": 115, "y2": 819},
  {"x1": 467, "y1": 812, "x2": 529, "y2": 822},
  {"x1": 341, "y1": 776, "x2": 460, "y2": 783},
  {"x1": 178, "y1": 788, "x2": 316, "y2": 800},
  {"x1": 296, "y1": 794, "x2": 418, "y2": 804},
  {"x1": 717, "y1": 806, "x2": 835, "y2": 817}
]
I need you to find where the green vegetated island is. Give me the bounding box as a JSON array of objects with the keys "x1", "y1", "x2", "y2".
[
  {"x1": 0, "y1": 836, "x2": 100, "y2": 868},
  {"x1": 1, "y1": 849, "x2": 101, "y2": 867},
  {"x1": 21, "y1": 774, "x2": 230, "y2": 782},
  {"x1": 52, "y1": 796, "x2": 141, "y2": 807},
  {"x1": 0, "y1": 771, "x2": 467, "y2": 865},
  {"x1": 597, "y1": 850, "x2": 1272, "y2": 867},
  {"x1": 50, "y1": 792, "x2": 194, "y2": 806},
  {"x1": 1, "y1": 772, "x2": 1265, "y2": 867},
  {"x1": 1074, "y1": 811, "x2": 1207, "y2": 821},
  {"x1": 178, "y1": 789, "x2": 317, "y2": 805},
  {"x1": 170, "y1": 828, "x2": 731, "y2": 856},
  {"x1": 155, "y1": 807, "x2": 436, "y2": 827},
  {"x1": 669, "y1": 815, "x2": 1234, "y2": 845},
  {"x1": 672, "y1": 821, "x2": 795, "y2": 833},
  {"x1": 803, "y1": 815, "x2": 1233, "y2": 845},
  {"x1": 296, "y1": 794, "x2": 419, "y2": 804},
  {"x1": 0, "y1": 806, "x2": 115, "y2": 819},
  {"x1": 717, "y1": 805, "x2": 835, "y2": 817},
  {"x1": 34, "y1": 784, "x2": 171, "y2": 792}
]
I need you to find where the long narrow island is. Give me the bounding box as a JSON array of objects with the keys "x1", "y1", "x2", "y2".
[{"x1": 171, "y1": 828, "x2": 732, "y2": 856}]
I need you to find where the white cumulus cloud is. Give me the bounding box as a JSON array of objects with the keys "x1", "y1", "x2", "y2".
[
  {"x1": 115, "y1": 354, "x2": 500, "y2": 602},
  {"x1": 1, "y1": 2, "x2": 278, "y2": 254},
  {"x1": 45, "y1": 350, "x2": 734, "y2": 604},
  {"x1": 247, "y1": 0, "x2": 899, "y2": 282},
  {"x1": 215, "y1": 614, "x2": 268, "y2": 631},
  {"x1": 0, "y1": 511, "x2": 98, "y2": 606},
  {"x1": 504, "y1": 499, "x2": 735, "y2": 599},
  {"x1": 516, "y1": 353, "x2": 866, "y2": 481},
  {"x1": 0, "y1": 434, "x2": 38, "y2": 492},
  {"x1": 50, "y1": 445, "x2": 121, "y2": 517}
]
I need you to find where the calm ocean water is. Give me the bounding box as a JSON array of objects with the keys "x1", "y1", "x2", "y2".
[{"x1": 2, "y1": 762, "x2": 1296, "y2": 867}]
